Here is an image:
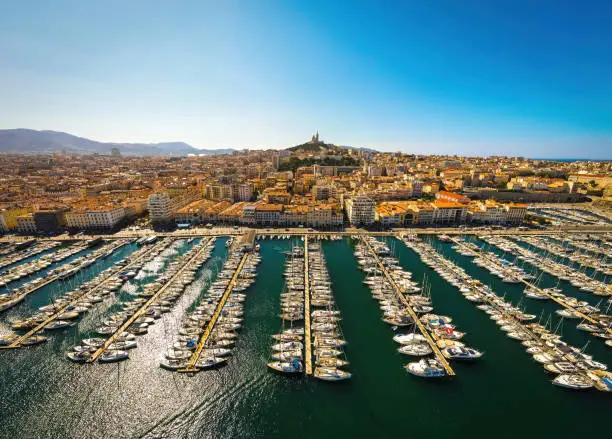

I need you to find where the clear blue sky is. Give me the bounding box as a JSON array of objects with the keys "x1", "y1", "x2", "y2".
[{"x1": 0, "y1": 0, "x2": 610, "y2": 158}]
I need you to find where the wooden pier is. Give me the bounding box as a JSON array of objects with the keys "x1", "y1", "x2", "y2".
[
  {"x1": 408, "y1": 237, "x2": 608, "y2": 390},
  {"x1": 0, "y1": 241, "x2": 161, "y2": 349},
  {"x1": 87, "y1": 238, "x2": 215, "y2": 363},
  {"x1": 178, "y1": 251, "x2": 249, "y2": 373},
  {"x1": 361, "y1": 237, "x2": 455, "y2": 376},
  {"x1": 0, "y1": 241, "x2": 125, "y2": 315},
  {"x1": 449, "y1": 237, "x2": 612, "y2": 336},
  {"x1": 303, "y1": 235, "x2": 312, "y2": 375}
]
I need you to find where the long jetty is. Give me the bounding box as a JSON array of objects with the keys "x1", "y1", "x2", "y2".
[
  {"x1": 0, "y1": 241, "x2": 126, "y2": 314},
  {"x1": 178, "y1": 251, "x2": 249, "y2": 373},
  {"x1": 360, "y1": 237, "x2": 455, "y2": 376},
  {"x1": 449, "y1": 237, "x2": 612, "y2": 335},
  {"x1": 304, "y1": 235, "x2": 312, "y2": 375},
  {"x1": 0, "y1": 240, "x2": 162, "y2": 349},
  {"x1": 87, "y1": 238, "x2": 215, "y2": 363}
]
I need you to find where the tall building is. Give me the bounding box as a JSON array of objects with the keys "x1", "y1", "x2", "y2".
[
  {"x1": 33, "y1": 208, "x2": 67, "y2": 233},
  {"x1": 148, "y1": 192, "x2": 173, "y2": 224},
  {"x1": 345, "y1": 195, "x2": 375, "y2": 226},
  {"x1": 110, "y1": 147, "x2": 121, "y2": 157},
  {"x1": 206, "y1": 184, "x2": 233, "y2": 201},
  {"x1": 312, "y1": 184, "x2": 338, "y2": 200},
  {"x1": 15, "y1": 213, "x2": 37, "y2": 234},
  {"x1": 235, "y1": 183, "x2": 253, "y2": 202}
]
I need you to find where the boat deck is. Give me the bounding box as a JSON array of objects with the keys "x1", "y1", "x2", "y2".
[
  {"x1": 178, "y1": 251, "x2": 250, "y2": 373},
  {"x1": 450, "y1": 237, "x2": 611, "y2": 335},
  {"x1": 360, "y1": 237, "x2": 455, "y2": 377},
  {"x1": 0, "y1": 241, "x2": 161, "y2": 350},
  {"x1": 87, "y1": 238, "x2": 215, "y2": 363},
  {"x1": 0, "y1": 241, "x2": 126, "y2": 315},
  {"x1": 304, "y1": 236, "x2": 312, "y2": 375}
]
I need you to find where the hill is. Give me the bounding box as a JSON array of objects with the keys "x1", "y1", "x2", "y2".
[
  {"x1": 286, "y1": 140, "x2": 342, "y2": 154},
  {"x1": 0, "y1": 129, "x2": 234, "y2": 156}
]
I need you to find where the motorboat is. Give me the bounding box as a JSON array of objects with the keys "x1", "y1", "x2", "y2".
[
  {"x1": 267, "y1": 359, "x2": 304, "y2": 374},
  {"x1": 405, "y1": 358, "x2": 446, "y2": 377},
  {"x1": 196, "y1": 356, "x2": 228, "y2": 369},
  {"x1": 313, "y1": 367, "x2": 351, "y2": 381},
  {"x1": 442, "y1": 346, "x2": 483, "y2": 360},
  {"x1": 393, "y1": 333, "x2": 426, "y2": 345},
  {"x1": 44, "y1": 320, "x2": 72, "y2": 330},
  {"x1": 552, "y1": 374, "x2": 593, "y2": 390},
  {"x1": 398, "y1": 343, "x2": 432, "y2": 356},
  {"x1": 83, "y1": 337, "x2": 106, "y2": 347},
  {"x1": 99, "y1": 350, "x2": 129, "y2": 363},
  {"x1": 66, "y1": 351, "x2": 92, "y2": 363}
]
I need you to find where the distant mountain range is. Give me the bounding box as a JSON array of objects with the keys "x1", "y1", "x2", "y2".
[
  {"x1": 0, "y1": 128, "x2": 376, "y2": 156},
  {"x1": 0, "y1": 129, "x2": 234, "y2": 156}
]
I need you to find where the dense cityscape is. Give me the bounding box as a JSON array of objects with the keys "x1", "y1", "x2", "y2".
[
  {"x1": 1, "y1": 133, "x2": 610, "y2": 235},
  {"x1": 2, "y1": 2, "x2": 612, "y2": 438}
]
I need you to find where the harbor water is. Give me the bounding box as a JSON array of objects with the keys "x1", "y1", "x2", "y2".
[{"x1": 0, "y1": 237, "x2": 610, "y2": 439}]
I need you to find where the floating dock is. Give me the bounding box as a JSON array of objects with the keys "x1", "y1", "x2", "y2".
[
  {"x1": 361, "y1": 237, "x2": 455, "y2": 376},
  {"x1": 87, "y1": 239, "x2": 215, "y2": 363},
  {"x1": 450, "y1": 237, "x2": 612, "y2": 336},
  {"x1": 0, "y1": 241, "x2": 125, "y2": 315},
  {"x1": 178, "y1": 251, "x2": 250, "y2": 373},
  {"x1": 1, "y1": 241, "x2": 161, "y2": 349},
  {"x1": 303, "y1": 235, "x2": 312, "y2": 375}
]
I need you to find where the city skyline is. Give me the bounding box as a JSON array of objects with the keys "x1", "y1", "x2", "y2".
[{"x1": 0, "y1": 1, "x2": 611, "y2": 158}]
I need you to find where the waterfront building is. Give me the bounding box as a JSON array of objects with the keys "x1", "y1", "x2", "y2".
[
  {"x1": 15, "y1": 213, "x2": 37, "y2": 233},
  {"x1": 34, "y1": 208, "x2": 67, "y2": 233},
  {"x1": 345, "y1": 195, "x2": 376, "y2": 226}
]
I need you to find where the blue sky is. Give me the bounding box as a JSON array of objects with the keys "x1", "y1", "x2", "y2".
[{"x1": 0, "y1": 0, "x2": 610, "y2": 158}]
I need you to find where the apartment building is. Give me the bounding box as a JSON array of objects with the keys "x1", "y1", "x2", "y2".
[
  {"x1": 175, "y1": 199, "x2": 216, "y2": 224},
  {"x1": 254, "y1": 203, "x2": 282, "y2": 225},
  {"x1": 15, "y1": 213, "x2": 37, "y2": 233},
  {"x1": 312, "y1": 185, "x2": 338, "y2": 200},
  {"x1": 148, "y1": 190, "x2": 199, "y2": 224},
  {"x1": 34, "y1": 208, "x2": 67, "y2": 233},
  {"x1": 206, "y1": 184, "x2": 233, "y2": 201},
  {"x1": 504, "y1": 203, "x2": 527, "y2": 224},
  {"x1": 148, "y1": 192, "x2": 174, "y2": 224},
  {"x1": 345, "y1": 195, "x2": 376, "y2": 226},
  {"x1": 0, "y1": 206, "x2": 32, "y2": 232},
  {"x1": 431, "y1": 201, "x2": 467, "y2": 224},
  {"x1": 65, "y1": 206, "x2": 126, "y2": 230},
  {"x1": 234, "y1": 184, "x2": 253, "y2": 202}
]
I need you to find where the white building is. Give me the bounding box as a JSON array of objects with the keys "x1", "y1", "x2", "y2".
[
  {"x1": 148, "y1": 192, "x2": 174, "y2": 224},
  {"x1": 65, "y1": 211, "x2": 89, "y2": 229},
  {"x1": 15, "y1": 214, "x2": 37, "y2": 233},
  {"x1": 86, "y1": 207, "x2": 125, "y2": 229},
  {"x1": 65, "y1": 207, "x2": 126, "y2": 230},
  {"x1": 345, "y1": 195, "x2": 376, "y2": 226},
  {"x1": 235, "y1": 184, "x2": 254, "y2": 202}
]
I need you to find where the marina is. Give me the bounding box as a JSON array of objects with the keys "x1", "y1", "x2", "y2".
[
  {"x1": 0, "y1": 239, "x2": 128, "y2": 313},
  {"x1": 0, "y1": 233, "x2": 610, "y2": 438}
]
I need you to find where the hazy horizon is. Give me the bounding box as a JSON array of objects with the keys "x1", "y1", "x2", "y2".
[{"x1": 1, "y1": 1, "x2": 610, "y2": 158}]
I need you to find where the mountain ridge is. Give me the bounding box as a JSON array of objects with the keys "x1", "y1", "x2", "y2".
[{"x1": 0, "y1": 129, "x2": 234, "y2": 156}]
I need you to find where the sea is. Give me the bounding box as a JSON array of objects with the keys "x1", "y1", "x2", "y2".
[{"x1": 0, "y1": 237, "x2": 610, "y2": 439}]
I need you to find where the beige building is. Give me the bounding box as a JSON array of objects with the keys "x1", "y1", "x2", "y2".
[{"x1": 345, "y1": 195, "x2": 376, "y2": 226}]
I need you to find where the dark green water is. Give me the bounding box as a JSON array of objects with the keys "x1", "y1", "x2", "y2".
[{"x1": 0, "y1": 238, "x2": 609, "y2": 439}]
